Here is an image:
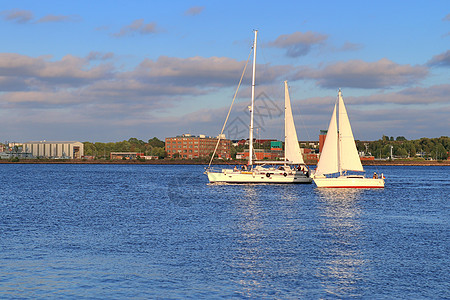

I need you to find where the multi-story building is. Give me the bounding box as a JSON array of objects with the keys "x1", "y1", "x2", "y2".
[
  {"x1": 319, "y1": 130, "x2": 327, "y2": 153},
  {"x1": 165, "y1": 134, "x2": 231, "y2": 159}
]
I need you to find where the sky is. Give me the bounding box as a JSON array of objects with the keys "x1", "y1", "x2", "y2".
[{"x1": 0, "y1": 1, "x2": 449, "y2": 143}]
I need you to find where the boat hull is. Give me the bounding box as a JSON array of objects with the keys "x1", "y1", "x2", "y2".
[
  {"x1": 206, "y1": 170, "x2": 312, "y2": 184},
  {"x1": 313, "y1": 175, "x2": 384, "y2": 188}
]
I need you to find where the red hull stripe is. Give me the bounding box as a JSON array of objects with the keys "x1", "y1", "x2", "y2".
[{"x1": 318, "y1": 186, "x2": 384, "y2": 188}]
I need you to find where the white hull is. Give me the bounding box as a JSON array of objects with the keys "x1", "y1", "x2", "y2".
[
  {"x1": 206, "y1": 169, "x2": 312, "y2": 184},
  {"x1": 313, "y1": 175, "x2": 384, "y2": 188}
]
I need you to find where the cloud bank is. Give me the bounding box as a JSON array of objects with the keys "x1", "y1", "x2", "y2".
[
  {"x1": 296, "y1": 58, "x2": 428, "y2": 89},
  {"x1": 0, "y1": 48, "x2": 446, "y2": 141}
]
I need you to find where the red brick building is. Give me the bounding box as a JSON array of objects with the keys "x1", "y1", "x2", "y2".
[
  {"x1": 319, "y1": 130, "x2": 327, "y2": 153},
  {"x1": 165, "y1": 134, "x2": 231, "y2": 159}
]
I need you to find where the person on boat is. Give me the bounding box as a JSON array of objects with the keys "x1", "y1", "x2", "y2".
[
  {"x1": 373, "y1": 172, "x2": 378, "y2": 179},
  {"x1": 234, "y1": 166, "x2": 238, "y2": 171}
]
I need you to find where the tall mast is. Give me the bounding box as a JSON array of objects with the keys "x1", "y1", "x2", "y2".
[
  {"x1": 337, "y1": 89, "x2": 342, "y2": 175},
  {"x1": 249, "y1": 30, "x2": 257, "y2": 166}
]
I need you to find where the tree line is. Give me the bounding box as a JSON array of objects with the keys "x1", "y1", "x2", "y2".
[
  {"x1": 356, "y1": 136, "x2": 449, "y2": 160},
  {"x1": 82, "y1": 136, "x2": 449, "y2": 161},
  {"x1": 83, "y1": 137, "x2": 166, "y2": 159}
]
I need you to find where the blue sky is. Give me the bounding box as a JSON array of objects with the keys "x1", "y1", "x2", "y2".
[{"x1": 0, "y1": 1, "x2": 449, "y2": 143}]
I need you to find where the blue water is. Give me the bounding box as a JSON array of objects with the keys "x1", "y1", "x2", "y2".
[{"x1": 0, "y1": 164, "x2": 448, "y2": 299}]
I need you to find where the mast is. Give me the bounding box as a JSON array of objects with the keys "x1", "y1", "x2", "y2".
[
  {"x1": 248, "y1": 30, "x2": 257, "y2": 166},
  {"x1": 337, "y1": 89, "x2": 341, "y2": 175}
]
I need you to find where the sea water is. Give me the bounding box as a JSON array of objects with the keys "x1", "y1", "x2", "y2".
[{"x1": 0, "y1": 164, "x2": 448, "y2": 299}]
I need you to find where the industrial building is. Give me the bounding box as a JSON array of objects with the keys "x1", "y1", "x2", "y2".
[{"x1": 21, "y1": 141, "x2": 84, "y2": 159}]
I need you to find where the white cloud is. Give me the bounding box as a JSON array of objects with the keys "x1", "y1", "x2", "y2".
[
  {"x1": 0, "y1": 53, "x2": 113, "y2": 89},
  {"x1": 427, "y1": 50, "x2": 450, "y2": 67},
  {"x1": 184, "y1": 6, "x2": 205, "y2": 16},
  {"x1": 1, "y1": 9, "x2": 80, "y2": 24},
  {"x1": 267, "y1": 31, "x2": 328, "y2": 57},
  {"x1": 36, "y1": 14, "x2": 81, "y2": 23},
  {"x1": 128, "y1": 55, "x2": 293, "y2": 87},
  {"x1": 0, "y1": 9, "x2": 33, "y2": 23}
]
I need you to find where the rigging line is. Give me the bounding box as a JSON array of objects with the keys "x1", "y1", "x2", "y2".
[{"x1": 207, "y1": 48, "x2": 253, "y2": 169}]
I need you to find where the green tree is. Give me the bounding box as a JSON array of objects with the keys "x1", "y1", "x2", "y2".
[
  {"x1": 431, "y1": 144, "x2": 447, "y2": 160},
  {"x1": 83, "y1": 142, "x2": 95, "y2": 156},
  {"x1": 128, "y1": 138, "x2": 145, "y2": 145},
  {"x1": 148, "y1": 137, "x2": 165, "y2": 148},
  {"x1": 150, "y1": 147, "x2": 167, "y2": 159}
]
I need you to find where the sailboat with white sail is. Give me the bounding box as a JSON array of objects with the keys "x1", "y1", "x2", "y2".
[
  {"x1": 312, "y1": 90, "x2": 385, "y2": 188},
  {"x1": 205, "y1": 31, "x2": 312, "y2": 184}
]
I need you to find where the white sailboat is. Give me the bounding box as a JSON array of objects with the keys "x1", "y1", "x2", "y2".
[
  {"x1": 205, "y1": 31, "x2": 312, "y2": 184},
  {"x1": 313, "y1": 90, "x2": 385, "y2": 188}
]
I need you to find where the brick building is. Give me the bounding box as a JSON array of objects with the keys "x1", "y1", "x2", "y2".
[
  {"x1": 165, "y1": 134, "x2": 231, "y2": 159},
  {"x1": 319, "y1": 130, "x2": 327, "y2": 153}
]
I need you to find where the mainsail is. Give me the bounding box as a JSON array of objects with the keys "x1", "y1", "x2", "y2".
[
  {"x1": 315, "y1": 102, "x2": 339, "y2": 176},
  {"x1": 284, "y1": 81, "x2": 304, "y2": 164},
  {"x1": 338, "y1": 90, "x2": 364, "y2": 172}
]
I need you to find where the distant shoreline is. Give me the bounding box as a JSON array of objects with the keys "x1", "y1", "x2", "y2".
[{"x1": 1, "y1": 159, "x2": 449, "y2": 166}]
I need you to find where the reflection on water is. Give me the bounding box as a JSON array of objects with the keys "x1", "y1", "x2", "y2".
[
  {"x1": 231, "y1": 185, "x2": 265, "y2": 298},
  {"x1": 228, "y1": 185, "x2": 312, "y2": 298},
  {"x1": 0, "y1": 165, "x2": 447, "y2": 298},
  {"x1": 315, "y1": 188, "x2": 366, "y2": 298}
]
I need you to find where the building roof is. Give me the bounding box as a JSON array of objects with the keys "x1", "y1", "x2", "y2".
[{"x1": 24, "y1": 141, "x2": 83, "y2": 144}]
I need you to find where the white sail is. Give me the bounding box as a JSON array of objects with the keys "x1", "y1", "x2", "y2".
[
  {"x1": 338, "y1": 90, "x2": 364, "y2": 172},
  {"x1": 315, "y1": 101, "x2": 339, "y2": 175},
  {"x1": 284, "y1": 81, "x2": 305, "y2": 164}
]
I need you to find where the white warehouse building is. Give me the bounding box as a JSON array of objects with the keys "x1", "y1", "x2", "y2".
[{"x1": 22, "y1": 141, "x2": 84, "y2": 159}]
